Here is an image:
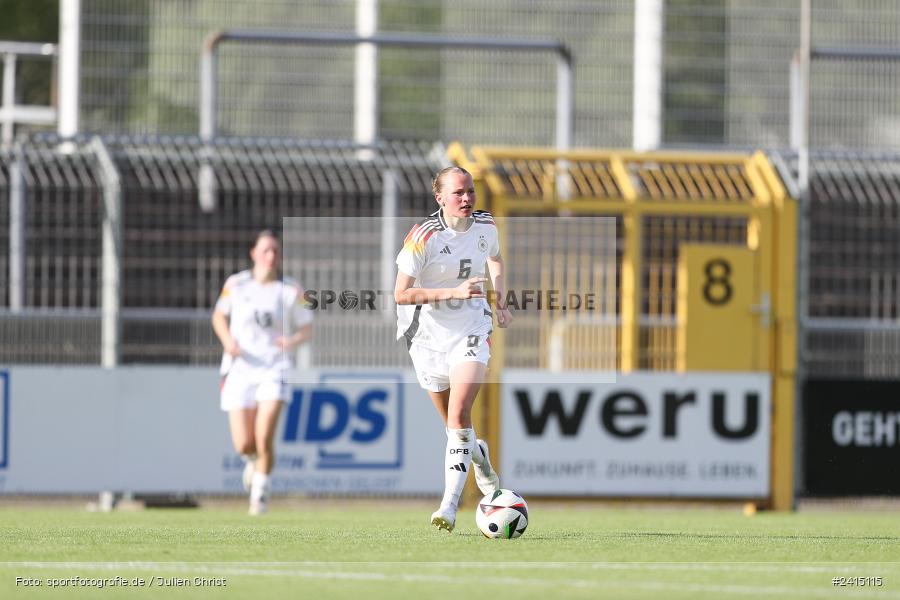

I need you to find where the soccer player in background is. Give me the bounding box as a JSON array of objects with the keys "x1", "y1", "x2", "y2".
[
  {"x1": 394, "y1": 166, "x2": 513, "y2": 532},
  {"x1": 212, "y1": 230, "x2": 313, "y2": 515}
]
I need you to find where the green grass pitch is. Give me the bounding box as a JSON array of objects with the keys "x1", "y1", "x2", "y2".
[{"x1": 1, "y1": 501, "x2": 898, "y2": 599}]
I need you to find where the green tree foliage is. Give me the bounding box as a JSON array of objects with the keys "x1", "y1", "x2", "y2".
[
  {"x1": 0, "y1": 0, "x2": 58, "y2": 106},
  {"x1": 664, "y1": 0, "x2": 726, "y2": 145}
]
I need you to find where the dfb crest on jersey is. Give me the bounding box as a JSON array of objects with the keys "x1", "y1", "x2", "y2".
[{"x1": 478, "y1": 235, "x2": 488, "y2": 253}]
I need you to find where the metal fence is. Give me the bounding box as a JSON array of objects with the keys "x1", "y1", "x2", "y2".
[
  {"x1": 773, "y1": 149, "x2": 900, "y2": 378},
  {"x1": 4, "y1": 137, "x2": 900, "y2": 380},
  {"x1": 0, "y1": 134, "x2": 444, "y2": 365},
  {"x1": 74, "y1": 0, "x2": 900, "y2": 149}
]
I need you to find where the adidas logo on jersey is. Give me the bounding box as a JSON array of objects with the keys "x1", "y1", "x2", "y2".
[
  {"x1": 449, "y1": 462, "x2": 467, "y2": 472},
  {"x1": 465, "y1": 349, "x2": 477, "y2": 357},
  {"x1": 440, "y1": 245, "x2": 452, "y2": 255}
]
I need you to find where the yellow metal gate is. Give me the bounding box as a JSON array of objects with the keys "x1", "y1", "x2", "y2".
[{"x1": 450, "y1": 145, "x2": 796, "y2": 511}]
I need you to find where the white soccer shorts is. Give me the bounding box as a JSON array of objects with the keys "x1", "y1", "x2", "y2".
[
  {"x1": 409, "y1": 332, "x2": 491, "y2": 392},
  {"x1": 220, "y1": 371, "x2": 291, "y2": 411}
]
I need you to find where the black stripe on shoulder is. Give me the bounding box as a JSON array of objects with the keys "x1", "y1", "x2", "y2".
[
  {"x1": 473, "y1": 210, "x2": 495, "y2": 224},
  {"x1": 421, "y1": 209, "x2": 446, "y2": 229}
]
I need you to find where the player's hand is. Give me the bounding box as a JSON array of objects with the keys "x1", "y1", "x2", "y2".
[
  {"x1": 274, "y1": 336, "x2": 291, "y2": 350},
  {"x1": 496, "y1": 306, "x2": 514, "y2": 328},
  {"x1": 453, "y1": 277, "x2": 487, "y2": 299},
  {"x1": 224, "y1": 338, "x2": 241, "y2": 357}
]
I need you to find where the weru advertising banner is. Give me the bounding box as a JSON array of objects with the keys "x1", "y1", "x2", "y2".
[{"x1": 501, "y1": 370, "x2": 771, "y2": 497}]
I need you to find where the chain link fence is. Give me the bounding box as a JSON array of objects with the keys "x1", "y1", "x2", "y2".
[
  {"x1": 73, "y1": 0, "x2": 900, "y2": 149},
  {"x1": 1, "y1": 134, "x2": 445, "y2": 365},
  {"x1": 3, "y1": 137, "x2": 900, "y2": 380},
  {"x1": 773, "y1": 149, "x2": 900, "y2": 379}
]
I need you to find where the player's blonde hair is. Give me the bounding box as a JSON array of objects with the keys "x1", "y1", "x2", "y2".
[{"x1": 432, "y1": 166, "x2": 472, "y2": 197}]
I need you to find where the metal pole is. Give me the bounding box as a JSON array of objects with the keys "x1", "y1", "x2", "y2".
[
  {"x1": 58, "y1": 0, "x2": 81, "y2": 138},
  {"x1": 793, "y1": 0, "x2": 811, "y2": 508},
  {"x1": 9, "y1": 147, "x2": 25, "y2": 312},
  {"x1": 92, "y1": 136, "x2": 121, "y2": 368},
  {"x1": 555, "y1": 53, "x2": 573, "y2": 153},
  {"x1": 789, "y1": 54, "x2": 803, "y2": 150},
  {"x1": 199, "y1": 31, "x2": 574, "y2": 191},
  {"x1": 355, "y1": 0, "x2": 378, "y2": 149},
  {"x1": 198, "y1": 39, "x2": 218, "y2": 212},
  {"x1": 632, "y1": 0, "x2": 664, "y2": 151},
  {"x1": 555, "y1": 53, "x2": 574, "y2": 199},
  {"x1": 2, "y1": 53, "x2": 16, "y2": 148},
  {"x1": 381, "y1": 169, "x2": 397, "y2": 321},
  {"x1": 798, "y1": 0, "x2": 810, "y2": 192}
]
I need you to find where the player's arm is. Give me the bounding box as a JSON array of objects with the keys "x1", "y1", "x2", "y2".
[
  {"x1": 394, "y1": 271, "x2": 487, "y2": 305},
  {"x1": 212, "y1": 308, "x2": 240, "y2": 357},
  {"x1": 276, "y1": 323, "x2": 313, "y2": 351},
  {"x1": 487, "y1": 251, "x2": 513, "y2": 328},
  {"x1": 276, "y1": 284, "x2": 315, "y2": 350},
  {"x1": 212, "y1": 276, "x2": 240, "y2": 356}
]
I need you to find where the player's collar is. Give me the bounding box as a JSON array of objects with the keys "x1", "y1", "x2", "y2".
[
  {"x1": 436, "y1": 207, "x2": 448, "y2": 230},
  {"x1": 437, "y1": 207, "x2": 474, "y2": 233}
]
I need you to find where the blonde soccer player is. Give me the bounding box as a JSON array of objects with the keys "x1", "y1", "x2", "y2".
[
  {"x1": 212, "y1": 230, "x2": 313, "y2": 515},
  {"x1": 394, "y1": 166, "x2": 513, "y2": 532}
]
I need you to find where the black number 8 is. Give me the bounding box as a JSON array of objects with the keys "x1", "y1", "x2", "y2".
[{"x1": 702, "y1": 258, "x2": 733, "y2": 306}]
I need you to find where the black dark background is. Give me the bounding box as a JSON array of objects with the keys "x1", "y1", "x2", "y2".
[{"x1": 804, "y1": 380, "x2": 900, "y2": 495}]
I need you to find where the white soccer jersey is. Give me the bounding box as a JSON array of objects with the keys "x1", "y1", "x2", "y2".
[
  {"x1": 396, "y1": 209, "x2": 499, "y2": 351},
  {"x1": 215, "y1": 270, "x2": 313, "y2": 377}
]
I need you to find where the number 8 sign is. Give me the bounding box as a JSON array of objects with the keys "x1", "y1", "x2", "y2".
[{"x1": 677, "y1": 245, "x2": 763, "y2": 371}]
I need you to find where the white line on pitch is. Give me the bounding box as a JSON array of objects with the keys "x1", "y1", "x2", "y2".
[{"x1": 2, "y1": 562, "x2": 898, "y2": 598}]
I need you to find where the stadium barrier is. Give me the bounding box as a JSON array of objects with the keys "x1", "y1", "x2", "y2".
[
  {"x1": 0, "y1": 366, "x2": 441, "y2": 495},
  {"x1": 4, "y1": 137, "x2": 900, "y2": 502},
  {"x1": 451, "y1": 144, "x2": 796, "y2": 510}
]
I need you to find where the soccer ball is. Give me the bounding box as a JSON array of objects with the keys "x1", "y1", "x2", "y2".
[{"x1": 475, "y1": 489, "x2": 529, "y2": 539}]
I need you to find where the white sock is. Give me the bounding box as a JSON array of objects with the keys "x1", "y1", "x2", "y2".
[
  {"x1": 441, "y1": 428, "x2": 474, "y2": 509},
  {"x1": 471, "y1": 435, "x2": 486, "y2": 467},
  {"x1": 446, "y1": 428, "x2": 485, "y2": 466},
  {"x1": 242, "y1": 453, "x2": 257, "y2": 465},
  {"x1": 250, "y1": 472, "x2": 270, "y2": 502}
]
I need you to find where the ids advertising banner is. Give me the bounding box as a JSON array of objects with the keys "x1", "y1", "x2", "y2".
[
  {"x1": 804, "y1": 379, "x2": 900, "y2": 496},
  {"x1": 0, "y1": 367, "x2": 443, "y2": 494},
  {"x1": 501, "y1": 371, "x2": 771, "y2": 497}
]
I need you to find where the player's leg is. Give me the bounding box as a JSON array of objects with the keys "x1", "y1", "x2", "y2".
[
  {"x1": 446, "y1": 360, "x2": 485, "y2": 429},
  {"x1": 228, "y1": 408, "x2": 257, "y2": 456},
  {"x1": 222, "y1": 374, "x2": 258, "y2": 492},
  {"x1": 450, "y1": 338, "x2": 499, "y2": 496},
  {"x1": 228, "y1": 409, "x2": 258, "y2": 493},
  {"x1": 254, "y1": 399, "x2": 283, "y2": 475},
  {"x1": 408, "y1": 344, "x2": 460, "y2": 531},
  {"x1": 430, "y1": 360, "x2": 486, "y2": 531},
  {"x1": 428, "y1": 388, "x2": 496, "y2": 485},
  {"x1": 247, "y1": 380, "x2": 287, "y2": 516},
  {"x1": 428, "y1": 388, "x2": 450, "y2": 424},
  {"x1": 248, "y1": 399, "x2": 282, "y2": 515}
]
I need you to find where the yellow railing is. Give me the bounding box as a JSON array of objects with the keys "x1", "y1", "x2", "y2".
[{"x1": 450, "y1": 143, "x2": 796, "y2": 511}]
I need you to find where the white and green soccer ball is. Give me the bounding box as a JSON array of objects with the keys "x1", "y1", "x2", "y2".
[{"x1": 475, "y1": 489, "x2": 529, "y2": 539}]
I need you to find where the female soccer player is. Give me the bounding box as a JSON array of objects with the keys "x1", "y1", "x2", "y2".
[
  {"x1": 395, "y1": 166, "x2": 513, "y2": 532},
  {"x1": 212, "y1": 230, "x2": 313, "y2": 515}
]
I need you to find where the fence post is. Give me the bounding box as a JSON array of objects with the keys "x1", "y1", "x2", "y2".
[
  {"x1": 58, "y1": 0, "x2": 81, "y2": 139},
  {"x1": 632, "y1": 0, "x2": 664, "y2": 151},
  {"x1": 91, "y1": 136, "x2": 121, "y2": 368},
  {"x1": 8, "y1": 144, "x2": 25, "y2": 312},
  {"x1": 381, "y1": 169, "x2": 398, "y2": 322},
  {"x1": 355, "y1": 0, "x2": 378, "y2": 149}
]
